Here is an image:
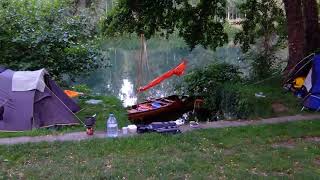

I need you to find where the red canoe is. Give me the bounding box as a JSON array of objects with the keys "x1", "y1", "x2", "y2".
[{"x1": 127, "y1": 95, "x2": 196, "y2": 124}]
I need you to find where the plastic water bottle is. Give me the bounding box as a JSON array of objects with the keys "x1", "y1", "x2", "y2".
[{"x1": 106, "y1": 113, "x2": 118, "y2": 137}]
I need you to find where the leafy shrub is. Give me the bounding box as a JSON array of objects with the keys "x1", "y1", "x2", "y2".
[
  {"x1": 0, "y1": 0, "x2": 104, "y2": 81},
  {"x1": 182, "y1": 63, "x2": 242, "y2": 113},
  {"x1": 72, "y1": 84, "x2": 92, "y2": 96},
  {"x1": 244, "y1": 51, "x2": 278, "y2": 80}
]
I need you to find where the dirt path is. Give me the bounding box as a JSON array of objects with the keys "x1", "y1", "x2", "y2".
[{"x1": 0, "y1": 114, "x2": 320, "y2": 145}]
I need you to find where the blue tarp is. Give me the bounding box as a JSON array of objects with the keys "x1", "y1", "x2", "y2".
[{"x1": 303, "y1": 54, "x2": 320, "y2": 110}]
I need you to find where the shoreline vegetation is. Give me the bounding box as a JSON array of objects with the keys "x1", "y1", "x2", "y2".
[{"x1": 0, "y1": 76, "x2": 308, "y2": 138}]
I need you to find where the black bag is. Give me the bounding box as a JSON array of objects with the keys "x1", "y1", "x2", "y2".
[{"x1": 137, "y1": 121, "x2": 181, "y2": 134}]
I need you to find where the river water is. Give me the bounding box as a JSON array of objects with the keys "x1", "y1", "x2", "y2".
[{"x1": 79, "y1": 38, "x2": 244, "y2": 107}]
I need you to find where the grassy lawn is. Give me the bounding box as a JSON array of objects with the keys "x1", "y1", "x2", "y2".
[
  {"x1": 0, "y1": 120, "x2": 320, "y2": 179},
  {"x1": 0, "y1": 95, "x2": 130, "y2": 138}
]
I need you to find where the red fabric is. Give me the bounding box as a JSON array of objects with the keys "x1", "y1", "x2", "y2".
[{"x1": 138, "y1": 60, "x2": 187, "y2": 92}]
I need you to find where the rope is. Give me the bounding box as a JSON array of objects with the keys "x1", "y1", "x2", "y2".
[
  {"x1": 249, "y1": 71, "x2": 283, "y2": 86},
  {"x1": 285, "y1": 53, "x2": 315, "y2": 83},
  {"x1": 136, "y1": 34, "x2": 144, "y2": 94},
  {"x1": 244, "y1": 52, "x2": 316, "y2": 87}
]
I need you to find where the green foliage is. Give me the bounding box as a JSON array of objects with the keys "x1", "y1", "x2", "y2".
[
  {"x1": 182, "y1": 63, "x2": 241, "y2": 112},
  {"x1": 234, "y1": 0, "x2": 286, "y2": 52},
  {"x1": 245, "y1": 51, "x2": 279, "y2": 80},
  {"x1": 181, "y1": 62, "x2": 301, "y2": 119},
  {"x1": 221, "y1": 83, "x2": 273, "y2": 119},
  {"x1": 224, "y1": 22, "x2": 241, "y2": 40},
  {"x1": 72, "y1": 84, "x2": 92, "y2": 95},
  {"x1": 234, "y1": 0, "x2": 286, "y2": 80},
  {"x1": 0, "y1": 0, "x2": 104, "y2": 80},
  {"x1": 103, "y1": 0, "x2": 228, "y2": 49}
]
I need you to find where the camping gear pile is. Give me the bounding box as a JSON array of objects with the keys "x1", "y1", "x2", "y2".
[
  {"x1": 137, "y1": 121, "x2": 181, "y2": 134},
  {"x1": 284, "y1": 54, "x2": 320, "y2": 111},
  {"x1": 0, "y1": 67, "x2": 80, "y2": 132}
]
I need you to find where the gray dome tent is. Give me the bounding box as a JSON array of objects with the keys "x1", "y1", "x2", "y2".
[{"x1": 0, "y1": 69, "x2": 81, "y2": 132}]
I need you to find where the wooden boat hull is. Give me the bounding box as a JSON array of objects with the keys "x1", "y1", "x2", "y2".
[{"x1": 127, "y1": 95, "x2": 194, "y2": 124}]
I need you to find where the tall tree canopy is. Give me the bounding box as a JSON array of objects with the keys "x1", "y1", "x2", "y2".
[
  {"x1": 234, "y1": 0, "x2": 286, "y2": 52},
  {"x1": 103, "y1": 0, "x2": 228, "y2": 49},
  {"x1": 104, "y1": 0, "x2": 320, "y2": 74}
]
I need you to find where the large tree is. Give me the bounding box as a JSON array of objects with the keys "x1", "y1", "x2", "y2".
[
  {"x1": 233, "y1": 0, "x2": 320, "y2": 73},
  {"x1": 283, "y1": 0, "x2": 320, "y2": 72},
  {"x1": 283, "y1": 0, "x2": 305, "y2": 72},
  {"x1": 302, "y1": 0, "x2": 320, "y2": 55}
]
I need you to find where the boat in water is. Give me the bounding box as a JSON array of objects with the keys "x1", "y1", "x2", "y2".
[{"x1": 127, "y1": 95, "x2": 197, "y2": 124}]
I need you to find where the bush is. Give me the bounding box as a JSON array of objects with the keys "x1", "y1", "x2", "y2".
[
  {"x1": 0, "y1": 0, "x2": 104, "y2": 81},
  {"x1": 243, "y1": 51, "x2": 279, "y2": 81},
  {"x1": 72, "y1": 84, "x2": 92, "y2": 95},
  {"x1": 182, "y1": 63, "x2": 242, "y2": 114}
]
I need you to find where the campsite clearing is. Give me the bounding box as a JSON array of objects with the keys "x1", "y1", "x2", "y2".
[
  {"x1": 0, "y1": 120, "x2": 320, "y2": 179},
  {"x1": 0, "y1": 95, "x2": 129, "y2": 138}
]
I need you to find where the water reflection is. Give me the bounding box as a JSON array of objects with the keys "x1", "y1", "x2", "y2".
[
  {"x1": 79, "y1": 39, "x2": 244, "y2": 107},
  {"x1": 119, "y1": 79, "x2": 137, "y2": 107}
]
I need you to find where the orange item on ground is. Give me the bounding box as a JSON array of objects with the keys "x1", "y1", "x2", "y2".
[
  {"x1": 64, "y1": 90, "x2": 79, "y2": 98},
  {"x1": 138, "y1": 60, "x2": 187, "y2": 92}
]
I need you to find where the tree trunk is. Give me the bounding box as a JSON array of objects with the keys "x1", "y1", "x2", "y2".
[
  {"x1": 302, "y1": 0, "x2": 320, "y2": 55},
  {"x1": 283, "y1": 0, "x2": 305, "y2": 72},
  {"x1": 73, "y1": 0, "x2": 90, "y2": 15}
]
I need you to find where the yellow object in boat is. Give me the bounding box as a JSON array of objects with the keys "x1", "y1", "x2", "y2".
[{"x1": 293, "y1": 77, "x2": 305, "y2": 89}]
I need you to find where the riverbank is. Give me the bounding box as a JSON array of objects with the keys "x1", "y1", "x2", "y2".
[
  {"x1": 0, "y1": 85, "x2": 308, "y2": 139},
  {"x1": 0, "y1": 76, "x2": 310, "y2": 139},
  {"x1": 1, "y1": 120, "x2": 320, "y2": 179}
]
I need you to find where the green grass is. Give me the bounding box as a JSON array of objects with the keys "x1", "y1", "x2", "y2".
[
  {"x1": 77, "y1": 95, "x2": 129, "y2": 130},
  {"x1": 220, "y1": 76, "x2": 306, "y2": 120},
  {"x1": 0, "y1": 95, "x2": 130, "y2": 138},
  {"x1": 0, "y1": 120, "x2": 320, "y2": 179}
]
